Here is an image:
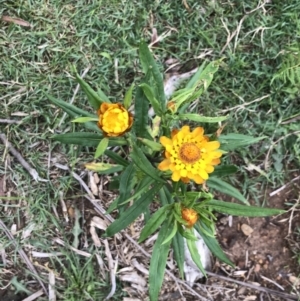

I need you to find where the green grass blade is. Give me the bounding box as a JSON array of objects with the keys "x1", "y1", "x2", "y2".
[
  {"x1": 208, "y1": 200, "x2": 285, "y2": 216},
  {"x1": 105, "y1": 183, "x2": 163, "y2": 237},
  {"x1": 207, "y1": 177, "x2": 249, "y2": 205}
]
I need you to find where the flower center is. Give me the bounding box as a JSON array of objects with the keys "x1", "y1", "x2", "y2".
[{"x1": 178, "y1": 142, "x2": 201, "y2": 164}]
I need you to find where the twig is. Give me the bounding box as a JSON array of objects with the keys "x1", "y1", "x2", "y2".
[
  {"x1": 220, "y1": 0, "x2": 269, "y2": 54},
  {"x1": 206, "y1": 271, "x2": 298, "y2": 300},
  {"x1": 264, "y1": 131, "x2": 300, "y2": 170},
  {"x1": 58, "y1": 66, "x2": 91, "y2": 127},
  {"x1": 104, "y1": 239, "x2": 117, "y2": 300},
  {"x1": 21, "y1": 289, "x2": 44, "y2": 301},
  {"x1": 0, "y1": 133, "x2": 47, "y2": 182},
  {"x1": 218, "y1": 94, "x2": 270, "y2": 113},
  {"x1": 0, "y1": 119, "x2": 21, "y2": 124},
  {"x1": 269, "y1": 175, "x2": 300, "y2": 197},
  {"x1": 0, "y1": 219, "x2": 48, "y2": 296}
]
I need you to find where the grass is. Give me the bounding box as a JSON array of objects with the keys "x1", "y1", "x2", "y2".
[{"x1": 0, "y1": 0, "x2": 300, "y2": 300}]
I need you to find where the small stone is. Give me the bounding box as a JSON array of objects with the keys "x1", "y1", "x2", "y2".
[{"x1": 241, "y1": 224, "x2": 254, "y2": 236}]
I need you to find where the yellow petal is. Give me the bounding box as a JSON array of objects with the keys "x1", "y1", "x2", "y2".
[
  {"x1": 172, "y1": 170, "x2": 181, "y2": 181},
  {"x1": 205, "y1": 165, "x2": 214, "y2": 173},
  {"x1": 160, "y1": 136, "x2": 172, "y2": 147},
  {"x1": 158, "y1": 159, "x2": 171, "y2": 171},
  {"x1": 194, "y1": 174, "x2": 204, "y2": 184},
  {"x1": 199, "y1": 169, "x2": 208, "y2": 180},
  {"x1": 204, "y1": 141, "x2": 220, "y2": 151},
  {"x1": 192, "y1": 127, "x2": 204, "y2": 138}
]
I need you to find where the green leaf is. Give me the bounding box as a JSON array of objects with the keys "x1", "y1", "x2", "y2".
[
  {"x1": 138, "y1": 205, "x2": 170, "y2": 243},
  {"x1": 117, "y1": 163, "x2": 137, "y2": 212},
  {"x1": 212, "y1": 165, "x2": 239, "y2": 177},
  {"x1": 85, "y1": 162, "x2": 124, "y2": 174},
  {"x1": 178, "y1": 113, "x2": 228, "y2": 123},
  {"x1": 131, "y1": 144, "x2": 165, "y2": 183},
  {"x1": 71, "y1": 117, "x2": 99, "y2": 123},
  {"x1": 149, "y1": 220, "x2": 172, "y2": 301},
  {"x1": 162, "y1": 219, "x2": 178, "y2": 245},
  {"x1": 139, "y1": 83, "x2": 162, "y2": 115},
  {"x1": 158, "y1": 185, "x2": 173, "y2": 206},
  {"x1": 123, "y1": 83, "x2": 134, "y2": 109},
  {"x1": 172, "y1": 232, "x2": 185, "y2": 278},
  {"x1": 207, "y1": 177, "x2": 249, "y2": 205},
  {"x1": 100, "y1": 52, "x2": 112, "y2": 61},
  {"x1": 186, "y1": 229, "x2": 206, "y2": 277},
  {"x1": 208, "y1": 200, "x2": 285, "y2": 217},
  {"x1": 195, "y1": 222, "x2": 234, "y2": 267},
  {"x1": 139, "y1": 41, "x2": 166, "y2": 109},
  {"x1": 219, "y1": 134, "x2": 267, "y2": 151},
  {"x1": 138, "y1": 138, "x2": 162, "y2": 151},
  {"x1": 105, "y1": 183, "x2": 163, "y2": 237},
  {"x1": 104, "y1": 149, "x2": 129, "y2": 166},
  {"x1": 52, "y1": 132, "x2": 126, "y2": 147},
  {"x1": 45, "y1": 92, "x2": 100, "y2": 132},
  {"x1": 133, "y1": 78, "x2": 152, "y2": 139},
  {"x1": 94, "y1": 138, "x2": 109, "y2": 159},
  {"x1": 177, "y1": 226, "x2": 198, "y2": 241},
  {"x1": 120, "y1": 176, "x2": 155, "y2": 206},
  {"x1": 73, "y1": 67, "x2": 110, "y2": 109}
]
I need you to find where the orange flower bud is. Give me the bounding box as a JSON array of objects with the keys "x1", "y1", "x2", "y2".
[{"x1": 181, "y1": 207, "x2": 198, "y2": 228}]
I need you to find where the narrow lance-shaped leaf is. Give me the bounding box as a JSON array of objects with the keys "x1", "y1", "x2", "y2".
[
  {"x1": 73, "y1": 66, "x2": 110, "y2": 109},
  {"x1": 162, "y1": 219, "x2": 178, "y2": 245},
  {"x1": 72, "y1": 117, "x2": 99, "y2": 123},
  {"x1": 52, "y1": 132, "x2": 126, "y2": 147},
  {"x1": 178, "y1": 113, "x2": 228, "y2": 123},
  {"x1": 105, "y1": 183, "x2": 163, "y2": 237},
  {"x1": 123, "y1": 83, "x2": 134, "y2": 109},
  {"x1": 186, "y1": 228, "x2": 206, "y2": 277},
  {"x1": 149, "y1": 220, "x2": 173, "y2": 301},
  {"x1": 172, "y1": 231, "x2": 185, "y2": 279},
  {"x1": 139, "y1": 83, "x2": 162, "y2": 115},
  {"x1": 195, "y1": 222, "x2": 234, "y2": 267},
  {"x1": 131, "y1": 144, "x2": 165, "y2": 183},
  {"x1": 117, "y1": 163, "x2": 137, "y2": 213},
  {"x1": 138, "y1": 204, "x2": 170, "y2": 243},
  {"x1": 207, "y1": 177, "x2": 249, "y2": 205},
  {"x1": 133, "y1": 74, "x2": 152, "y2": 139},
  {"x1": 94, "y1": 138, "x2": 109, "y2": 158},
  {"x1": 45, "y1": 92, "x2": 100, "y2": 132},
  {"x1": 208, "y1": 200, "x2": 285, "y2": 217},
  {"x1": 219, "y1": 134, "x2": 267, "y2": 151},
  {"x1": 139, "y1": 41, "x2": 166, "y2": 109},
  {"x1": 85, "y1": 162, "x2": 124, "y2": 174},
  {"x1": 212, "y1": 165, "x2": 238, "y2": 177}
]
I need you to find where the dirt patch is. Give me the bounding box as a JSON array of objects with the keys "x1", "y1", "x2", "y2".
[{"x1": 206, "y1": 182, "x2": 300, "y2": 300}]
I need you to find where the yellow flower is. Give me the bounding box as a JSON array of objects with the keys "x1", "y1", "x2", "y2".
[
  {"x1": 158, "y1": 125, "x2": 222, "y2": 184},
  {"x1": 181, "y1": 207, "x2": 198, "y2": 228},
  {"x1": 97, "y1": 103, "x2": 133, "y2": 137}
]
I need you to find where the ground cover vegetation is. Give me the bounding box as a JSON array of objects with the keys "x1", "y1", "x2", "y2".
[{"x1": 0, "y1": 1, "x2": 299, "y2": 300}]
